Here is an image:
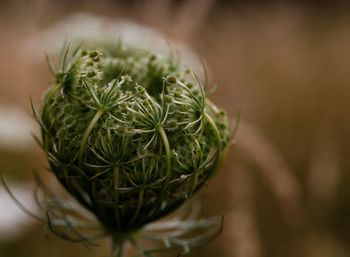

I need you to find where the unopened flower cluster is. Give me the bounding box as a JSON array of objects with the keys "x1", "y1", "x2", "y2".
[{"x1": 39, "y1": 42, "x2": 230, "y2": 235}]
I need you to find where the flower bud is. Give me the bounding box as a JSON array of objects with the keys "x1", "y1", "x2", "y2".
[{"x1": 38, "y1": 41, "x2": 230, "y2": 237}]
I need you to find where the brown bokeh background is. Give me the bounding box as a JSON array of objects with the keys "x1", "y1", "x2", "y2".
[{"x1": 1, "y1": 1, "x2": 350, "y2": 257}]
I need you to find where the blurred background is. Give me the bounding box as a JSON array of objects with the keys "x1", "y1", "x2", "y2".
[{"x1": 1, "y1": 0, "x2": 350, "y2": 257}]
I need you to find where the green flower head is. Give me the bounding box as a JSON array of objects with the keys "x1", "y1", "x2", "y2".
[{"x1": 36, "y1": 41, "x2": 231, "y2": 237}]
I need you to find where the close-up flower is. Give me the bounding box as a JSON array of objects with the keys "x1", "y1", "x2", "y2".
[
  {"x1": 30, "y1": 40, "x2": 231, "y2": 256},
  {"x1": 2, "y1": 2, "x2": 349, "y2": 257}
]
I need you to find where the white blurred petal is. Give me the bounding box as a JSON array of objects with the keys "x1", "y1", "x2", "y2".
[
  {"x1": 0, "y1": 183, "x2": 37, "y2": 239},
  {"x1": 23, "y1": 13, "x2": 203, "y2": 77},
  {"x1": 0, "y1": 106, "x2": 34, "y2": 151}
]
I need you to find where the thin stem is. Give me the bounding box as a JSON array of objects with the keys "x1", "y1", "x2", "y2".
[
  {"x1": 114, "y1": 165, "x2": 121, "y2": 230},
  {"x1": 189, "y1": 138, "x2": 201, "y2": 195},
  {"x1": 79, "y1": 109, "x2": 104, "y2": 166},
  {"x1": 157, "y1": 125, "x2": 171, "y2": 180},
  {"x1": 111, "y1": 240, "x2": 124, "y2": 257},
  {"x1": 147, "y1": 125, "x2": 171, "y2": 218},
  {"x1": 45, "y1": 53, "x2": 55, "y2": 75},
  {"x1": 203, "y1": 112, "x2": 222, "y2": 177},
  {"x1": 130, "y1": 238, "x2": 152, "y2": 257},
  {"x1": 129, "y1": 188, "x2": 145, "y2": 225},
  {"x1": 61, "y1": 42, "x2": 70, "y2": 73},
  {"x1": 190, "y1": 169, "x2": 199, "y2": 195},
  {"x1": 157, "y1": 125, "x2": 171, "y2": 208}
]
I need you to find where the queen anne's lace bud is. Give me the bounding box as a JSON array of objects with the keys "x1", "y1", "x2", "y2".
[{"x1": 38, "y1": 42, "x2": 230, "y2": 236}]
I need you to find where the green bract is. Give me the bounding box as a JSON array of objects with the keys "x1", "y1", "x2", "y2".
[{"x1": 37, "y1": 42, "x2": 230, "y2": 237}]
